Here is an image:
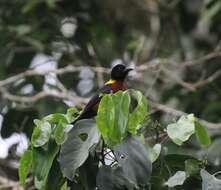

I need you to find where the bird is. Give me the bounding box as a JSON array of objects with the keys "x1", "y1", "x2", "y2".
[
  {"x1": 68, "y1": 64, "x2": 133, "y2": 189},
  {"x1": 72, "y1": 64, "x2": 133, "y2": 124}
]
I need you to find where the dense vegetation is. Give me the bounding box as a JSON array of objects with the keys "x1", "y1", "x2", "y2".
[{"x1": 0, "y1": 0, "x2": 221, "y2": 189}]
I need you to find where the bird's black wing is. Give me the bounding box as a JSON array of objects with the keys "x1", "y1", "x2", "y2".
[{"x1": 77, "y1": 84, "x2": 112, "y2": 120}]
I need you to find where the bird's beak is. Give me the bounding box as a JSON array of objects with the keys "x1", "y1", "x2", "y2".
[{"x1": 124, "y1": 67, "x2": 133, "y2": 74}]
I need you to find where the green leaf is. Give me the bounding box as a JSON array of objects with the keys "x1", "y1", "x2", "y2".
[
  {"x1": 32, "y1": 140, "x2": 59, "y2": 189},
  {"x1": 165, "y1": 171, "x2": 187, "y2": 187},
  {"x1": 66, "y1": 107, "x2": 79, "y2": 123},
  {"x1": 127, "y1": 90, "x2": 148, "y2": 134},
  {"x1": 96, "y1": 166, "x2": 134, "y2": 190},
  {"x1": 150, "y1": 154, "x2": 200, "y2": 189},
  {"x1": 96, "y1": 90, "x2": 148, "y2": 146},
  {"x1": 58, "y1": 119, "x2": 100, "y2": 180},
  {"x1": 207, "y1": 138, "x2": 221, "y2": 166},
  {"x1": 111, "y1": 91, "x2": 130, "y2": 142},
  {"x1": 146, "y1": 143, "x2": 162, "y2": 163},
  {"x1": 22, "y1": 0, "x2": 40, "y2": 14},
  {"x1": 185, "y1": 159, "x2": 200, "y2": 177},
  {"x1": 46, "y1": 0, "x2": 56, "y2": 8},
  {"x1": 9, "y1": 25, "x2": 31, "y2": 36},
  {"x1": 44, "y1": 113, "x2": 69, "y2": 124},
  {"x1": 195, "y1": 121, "x2": 211, "y2": 146},
  {"x1": 45, "y1": 159, "x2": 65, "y2": 190},
  {"x1": 201, "y1": 1, "x2": 221, "y2": 23},
  {"x1": 19, "y1": 150, "x2": 32, "y2": 185},
  {"x1": 96, "y1": 91, "x2": 130, "y2": 146},
  {"x1": 54, "y1": 121, "x2": 73, "y2": 145},
  {"x1": 78, "y1": 156, "x2": 99, "y2": 190},
  {"x1": 201, "y1": 169, "x2": 221, "y2": 190},
  {"x1": 61, "y1": 182, "x2": 67, "y2": 190},
  {"x1": 164, "y1": 154, "x2": 198, "y2": 173},
  {"x1": 31, "y1": 119, "x2": 52, "y2": 147},
  {"x1": 166, "y1": 114, "x2": 195, "y2": 145},
  {"x1": 113, "y1": 136, "x2": 152, "y2": 186},
  {"x1": 96, "y1": 94, "x2": 115, "y2": 145}
]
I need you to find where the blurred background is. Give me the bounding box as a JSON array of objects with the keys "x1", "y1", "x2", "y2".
[{"x1": 0, "y1": 0, "x2": 221, "y2": 189}]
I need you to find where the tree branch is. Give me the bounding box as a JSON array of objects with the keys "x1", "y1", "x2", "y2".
[
  {"x1": 1, "y1": 85, "x2": 220, "y2": 129},
  {"x1": 149, "y1": 100, "x2": 221, "y2": 129},
  {"x1": 181, "y1": 51, "x2": 221, "y2": 67},
  {"x1": 0, "y1": 87, "x2": 88, "y2": 106},
  {"x1": 0, "y1": 65, "x2": 109, "y2": 87},
  {"x1": 1, "y1": 50, "x2": 220, "y2": 88}
]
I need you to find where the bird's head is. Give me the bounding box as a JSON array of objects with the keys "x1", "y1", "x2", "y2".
[{"x1": 111, "y1": 64, "x2": 133, "y2": 81}]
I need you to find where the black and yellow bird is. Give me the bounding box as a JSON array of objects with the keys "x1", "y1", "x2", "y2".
[{"x1": 72, "y1": 64, "x2": 133, "y2": 124}]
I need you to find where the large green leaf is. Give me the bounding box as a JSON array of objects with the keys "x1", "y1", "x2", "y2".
[
  {"x1": 96, "y1": 166, "x2": 134, "y2": 190},
  {"x1": 31, "y1": 119, "x2": 52, "y2": 147},
  {"x1": 78, "y1": 156, "x2": 99, "y2": 190},
  {"x1": 58, "y1": 119, "x2": 100, "y2": 180},
  {"x1": 97, "y1": 136, "x2": 152, "y2": 189},
  {"x1": 127, "y1": 90, "x2": 148, "y2": 134},
  {"x1": 166, "y1": 114, "x2": 195, "y2": 145},
  {"x1": 96, "y1": 90, "x2": 148, "y2": 146},
  {"x1": 19, "y1": 150, "x2": 32, "y2": 185},
  {"x1": 113, "y1": 136, "x2": 152, "y2": 186},
  {"x1": 195, "y1": 121, "x2": 211, "y2": 146},
  {"x1": 96, "y1": 91, "x2": 130, "y2": 146},
  {"x1": 96, "y1": 94, "x2": 115, "y2": 145},
  {"x1": 45, "y1": 159, "x2": 65, "y2": 190},
  {"x1": 32, "y1": 140, "x2": 59, "y2": 189},
  {"x1": 111, "y1": 91, "x2": 130, "y2": 143},
  {"x1": 207, "y1": 138, "x2": 221, "y2": 166}
]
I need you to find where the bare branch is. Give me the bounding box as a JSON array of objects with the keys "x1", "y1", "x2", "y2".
[
  {"x1": 0, "y1": 65, "x2": 109, "y2": 87},
  {"x1": 0, "y1": 51, "x2": 220, "y2": 88},
  {"x1": 149, "y1": 100, "x2": 221, "y2": 129},
  {"x1": 162, "y1": 67, "x2": 221, "y2": 91},
  {"x1": 192, "y1": 70, "x2": 221, "y2": 88},
  {"x1": 0, "y1": 87, "x2": 88, "y2": 106},
  {"x1": 181, "y1": 51, "x2": 221, "y2": 67}
]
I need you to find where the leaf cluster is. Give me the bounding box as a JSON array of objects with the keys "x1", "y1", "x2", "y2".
[{"x1": 19, "y1": 90, "x2": 215, "y2": 190}]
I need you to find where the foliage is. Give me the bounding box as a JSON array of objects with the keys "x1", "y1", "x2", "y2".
[
  {"x1": 166, "y1": 114, "x2": 211, "y2": 146},
  {"x1": 96, "y1": 90, "x2": 147, "y2": 147},
  {"x1": 19, "y1": 150, "x2": 32, "y2": 185},
  {"x1": 18, "y1": 90, "x2": 215, "y2": 190}
]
